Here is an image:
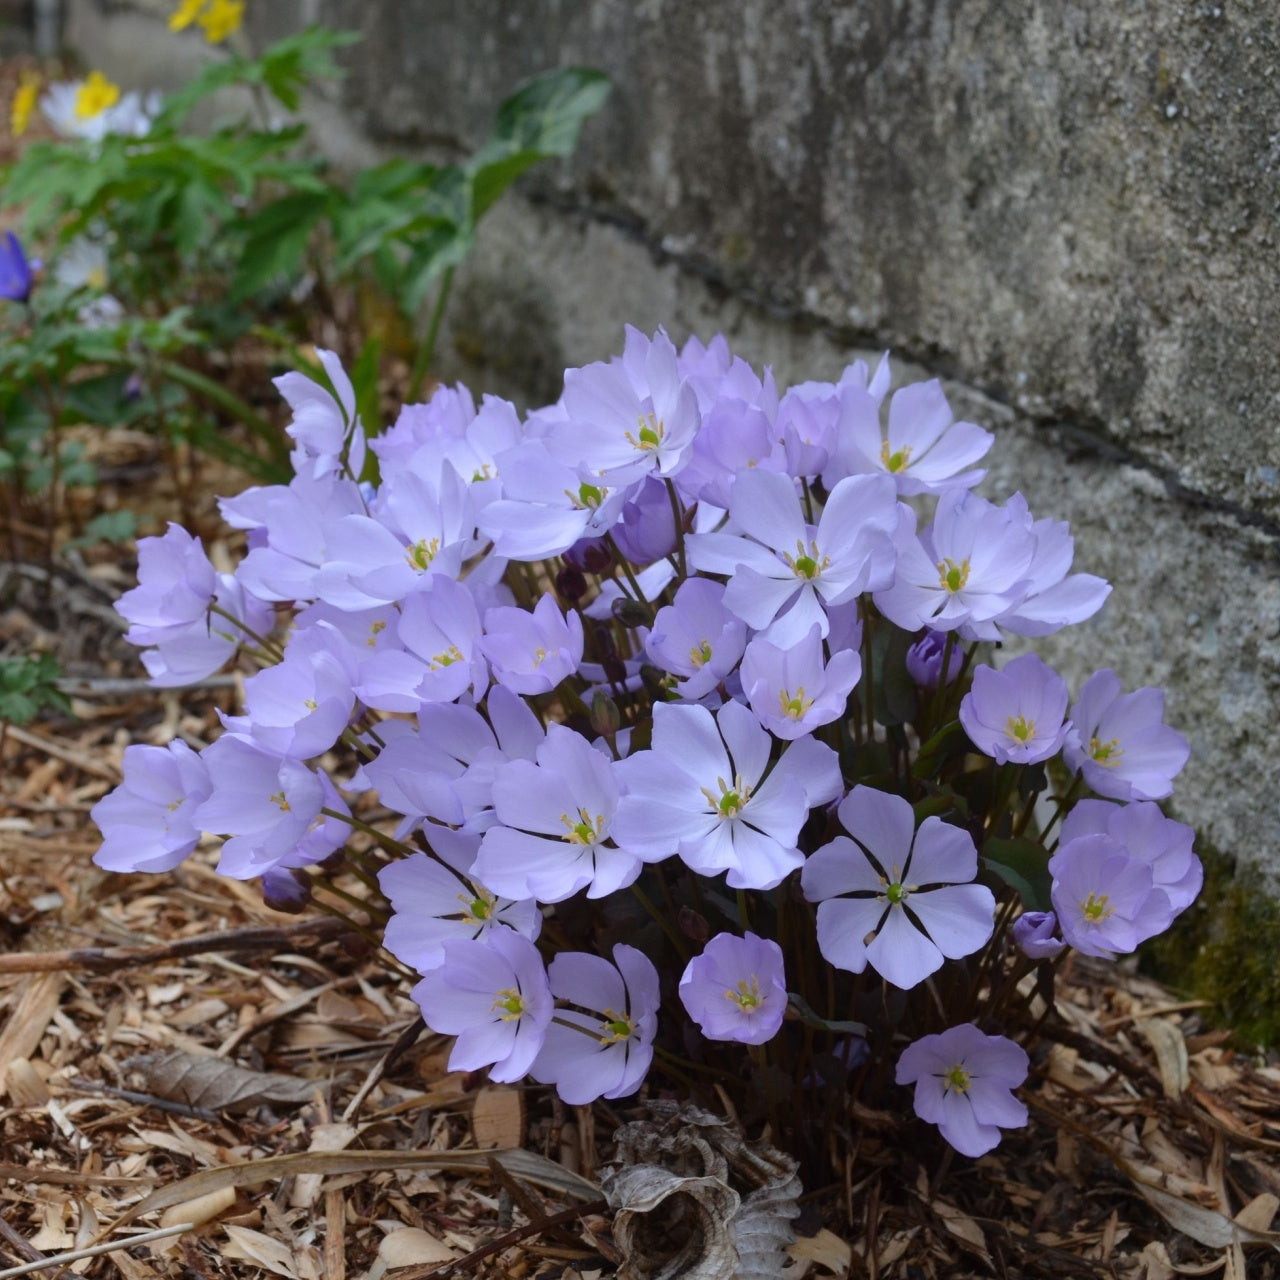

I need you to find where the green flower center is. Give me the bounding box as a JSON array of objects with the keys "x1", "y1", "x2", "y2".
[
  {"x1": 560, "y1": 807, "x2": 606, "y2": 846},
  {"x1": 702, "y1": 773, "x2": 752, "y2": 818},
  {"x1": 1006, "y1": 714, "x2": 1036, "y2": 743},
  {"x1": 1081, "y1": 891, "x2": 1114, "y2": 922},
  {"x1": 491, "y1": 988, "x2": 525, "y2": 1021},
  {"x1": 880, "y1": 440, "x2": 914, "y2": 473},
  {"x1": 783, "y1": 538, "x2": 830, "y2": 582},
  {"x1": 779, "y1": 686, "x2": 814, "y2": 720},
  {"x1": 725, "y1": 976, "x2": 762, "y2": 1010},
  {"x1": 689, "y1": 639, "x2": 713, "y2": 669},
  {"x1": 600, "y1": 1008, "x2": 635, "y2": 1043},
  {"x1": 406, "y1": 537, "x2": 441, "y2": 571},
  {"x1": 1089, "y1": 736, "x2": 1123, "y2": 766},
  {"x1": 625, "y1": 412, "x2": 666, "y2": 452},
  {"x1": 937, "y1": 556, "x2": 971, "y2": 594},
  {"x1": 431, "y1": 645, "x2": 464, "y2": 670},
  {"x1": 944, "y1": 1064, "x2": 972, "y2": 1094}
]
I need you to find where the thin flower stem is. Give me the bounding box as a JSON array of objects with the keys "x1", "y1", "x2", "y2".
[
  {"x1": 320, "y1": 807, "x2": 417, "y2": 859},
  {"x1": 208, "y1": 601, "x2": 283, "y2": 661},
  {"x1": 631, "y1": 882, "x2": 689, "y2": 962},
  {"x1": 603, "y1": 533, "x2": 648, "y2": 605},
  {"x1": 407, "y1": 266, "x2": 455, "y2": 403},
  {"x1": 663, "y1": 477, "x2": 688, "y2": 579}
]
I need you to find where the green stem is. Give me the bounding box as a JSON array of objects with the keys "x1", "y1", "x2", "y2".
[
  {"x1": 321, "y1": 807, "x2": 417, "y2": 859},
  {"x1": 407, "y1": 266, "x2": 455, "y2": 403},
  {"x1": 663, "y1": 477, "x2": 688, "y2": 579},
  {"x1": 158, "y1": 359, "x2": 289, "y2": 468}
]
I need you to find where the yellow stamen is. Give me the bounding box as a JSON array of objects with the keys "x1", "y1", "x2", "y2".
[
  {"x1": 779, "y1": 686, "x2": 813, "y2": 720},
  {"x1": 1088, "y1": 736, "x2": 1123, "y2": 766},
  {"x1": 624, "y1": 412, "x2": 665, "y2": 452},
  {"x1": 405, "y1": 536, "x2": 441, "y2": 571},
  {"x1": 491, "y1": 987, "x2": 524, "y2": 1021},
  {"x1": 560, "y1": 807, "x2": 605, "y2": 846},
  {"x1": 689, "y1": 639, "x2": 713, "y2": 669},
  {"x1": 1081, "y1": 891, "x2": 1114, "y2": 922},
  {"x1": 943, "y1": 1063, "x2": 972, "y2": 1094},
  {"x1": 1006, "y1": 714, "x2": 1036, "y2": 743},
  {"x1": 599, "y1": 1008, "x2": 635, "y2": 1043},
  {"x1": 782, "y1": 538, "x2": 830, "y2": 582}
]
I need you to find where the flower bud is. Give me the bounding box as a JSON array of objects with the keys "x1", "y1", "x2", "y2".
[
  {"x1": 563, "y1": 536, "x2": 611, "y2": 573},
  {"x1": 555, "y1": 565, "x2": 588, "y2": 603},
  {"x1": 612, "y1": 596, "x2": 651, "y2": 628},
  {"x1": 590, "y1": 689, "x2": 621, "y2": 739}
]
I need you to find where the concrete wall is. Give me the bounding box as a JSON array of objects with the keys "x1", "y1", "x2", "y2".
[{"x1": 65, "y1": 0, "x2": 1280, "y2": 881}]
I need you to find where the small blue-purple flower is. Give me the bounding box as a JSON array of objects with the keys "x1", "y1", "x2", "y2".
[
  {"x1": 644, "y1": 577, "x2": 746, "y2": 703},
  {"x1": 1063, "y1": 669, "x2": 1190, "y2": 801},
  {"x1": 896, "y1": 1024, "x2": 1028, "y2": 1157},
  {"x1": 1011, "y1": 911, "x2": 1066, "y2": 960},
  {"x1": 0, "y1": 231, "x2": 38, "y2": 303},
  {"x1": 904, "y1": 629, "x2": 963, "y2": 689},
  {"x1": 959, "y1": 653, "x2": 1070, "y2": 766},
  {"x1": 481, "y1": 593, "x2": 584, "y2": 696},
  {"x1": 678, "y1": 931, "x2": 787, "y2": 1045}
]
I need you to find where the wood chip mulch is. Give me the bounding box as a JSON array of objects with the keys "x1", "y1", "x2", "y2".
[{"x1": 3, "y1": 548, "x2": 1279, "y2": 1280}]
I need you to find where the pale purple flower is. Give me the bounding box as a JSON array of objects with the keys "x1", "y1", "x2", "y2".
[
  {"x1": 411, "y1": 931, "x2": 552, "y2": 1082},
  {"x1": 895, "y1": 1025, "x2": 1029, "y2": 1157},
  {"x1": 802, "y1": 786, "x2": 996, "y2": 990},
  {"x1": 678, "y1": 932, "x2": 787, "y2": 1045},
  {"x1": 370, "y1": 383, "x2": 476, "y2": 476},
  {"x1": 613, "y1": 699, "x2": 841, "y2": 890},
  {"x1": 530, "y1": 945, "x2": 659, "y2": 1104},
  {"x1": 475, "y1": 723, "x2": 653, "y2": 902},
  {"x1": 1059, "y1": 800, "x2": 1201, "y2": 914},
  {"x1": 679, "y1": 395, "x2": 782, "y2": 510},
  {"x1": 739, "y1": 624, "x2": 862, "y2": 740},
  {"x1": 1011, "y1": 911, "x2": 1066, "y2": 959},
  {"x1": 826, "y1": 375, "x2": 992, "y2": 496},
  {"x1": 687, "y1": 467, "x2": 899, "y2": 647},
  {"x1": 610, "y1": 475, "x2": 678, "y2": 565},
  {"x1": 479, "y1": 438, "x2": 629, "y2": 561},
  {"x1": 274, "y1": 349, "x2": 365, "y2": 480},
  {"x1": 194, "y1": 736, "x2": 349, "y2": 879},
  {"x1": 234, "y1": 472, "x2": 367, "y2": 605},
  {"x1": 873, "y1": 489, "x2": 1037, "y2": 639},
  {"x1": 92, "y1": 740, "x2": 211, "y2": 873},
  {"x1": 481, "y1": 593, "x2": 584, "y2": 695},
  {"x1": 380, "y1": 852, "x2": 541, "y2": 976},
  {"x1": 355, "y1": 577, "x2": 488, "y2": 712},
  {"x1": 321, "y1": 462, "x2": 477, "y2": 608},
  {"x1": 1048, "y1": 833, "x2": 1175, "y2": 957},
  {"x1": 644, "y1": 578, "x2": 747, "y2": 702},
  {"x1": 993, "y1": 496, "x2": 1111, "y2": 637},
  {"x1": 227, "y1": 623, "x2": 356, "y2": 758},
  {"x1": 117, "y1": 524, "x2": 274, "y2": 688},
  {"x1": 905, "y1": 629, "x2": 963, "y2": 688},
  {"x1": 959, "y1": 653, "x2": 1070, "y2": 766},
  {"x1": 551, "y1": 326, "x2": 700, "y2": 485},
  {"x1": 1063, "y1": 670, "x2": 1190, "y2": 802}
]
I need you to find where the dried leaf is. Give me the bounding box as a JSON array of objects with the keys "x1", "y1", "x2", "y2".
[
  {"x1": 223, "y1": 1224, "x2": 301, "y2": 1278},
  {"x1": 1141, "y1": 1017, "x2": 1190, "y2": 1099},
  {"x1": 788, "y1": 1229, "x2": 852, "y2": 1274},
  {"x1": 378, "y1": 1228, "x2": 457, "y2": 1267},
  {"x1": 113, "y1": 1147, "x2": 599, "y2": 1227},
  {"x1": 125, "y1": 1050, "x2": 320, "y2": 1113},
  {"x1": 1130, "y1": 1178, "x2": 1280, "y2": 1249},
  {"x1": 1235, "y1": 1193, "x2": 1280, "y2": 1233},
  {"x1": 159, "y1": 1186, "x2": 237, "y2": 1229}
]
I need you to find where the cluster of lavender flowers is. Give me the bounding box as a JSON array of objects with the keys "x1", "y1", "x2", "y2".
[{"x1": 92, "y1": 329, "x2": 1198, "y2": 1160}]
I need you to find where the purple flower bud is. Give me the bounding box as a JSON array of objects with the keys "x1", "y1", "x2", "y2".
[
  {"x1": 905, "y1": 629, "x2": 962, "y2": 688},
  {"x1": 1011, "y1": 910, "x2": 1066, "y2": 959},
  {"x1": 563, "y1": 536, "x2": 611, "y2": 573},
  {"x1": 0, "y1": 231, "x2": 37, "y2": 303}
]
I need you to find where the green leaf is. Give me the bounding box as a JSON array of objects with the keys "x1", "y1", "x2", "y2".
[
  {"x1": 230, "y1": 190, "x2": 331, "y2": 301},
  {"x1": 467, "y1": 67, "x2": 611, "y2": 221},
  {"x1": 66, "y1": 510, "x2": 137, "y2": 549},
  {"x1": 870, "y1": 624, "x2": 917, "y2": 727},
  {"x1": 787, "y1": 992, "x2": 868, "y2": 1038},
  {"x1": 0, "y1": 654, "x2": 70, "y2": 725},
  {"x1": 912, "y1": 718, "x2": 969, "y2": 781},
  {"x1": 982, "y1": 835, "x2": 1053, "y2": 911}
]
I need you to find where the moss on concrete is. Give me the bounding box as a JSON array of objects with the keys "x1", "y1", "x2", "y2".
[{"x1": 1142, "y1": 842, "x2": 1280, "y2": 1050}]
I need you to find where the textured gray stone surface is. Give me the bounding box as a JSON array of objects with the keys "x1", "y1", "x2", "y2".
[{"x1": 61, "y1": 0, "x2": 1280, "y2": 880}]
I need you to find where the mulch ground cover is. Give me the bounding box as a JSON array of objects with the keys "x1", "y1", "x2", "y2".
[{"x1": 3, "y1": 431, "x2": 1280, "y2": 1280}]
